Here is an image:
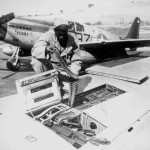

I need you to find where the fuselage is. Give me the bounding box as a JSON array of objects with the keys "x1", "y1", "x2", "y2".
[
  {"x1": 3, "y1": 17, "x2": 50, "y2": 50},
  {"x1": 0, "y1": 14, "x2": 144, "y2": 72},
  {"x1": 1, "y1": 15, "x2": 120, "y2": 52}
]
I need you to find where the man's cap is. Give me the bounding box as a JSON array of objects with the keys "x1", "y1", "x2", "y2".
[{"x1": 54, "y1": 18, "x2": 69, "y2": 32}]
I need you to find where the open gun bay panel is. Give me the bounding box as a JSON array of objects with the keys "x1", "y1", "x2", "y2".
[{"x1": 16, "y1": 70, "x2": 125, "y2": 149}]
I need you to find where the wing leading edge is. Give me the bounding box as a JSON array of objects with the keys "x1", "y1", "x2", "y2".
[
  {"x1": 79, "y1": 39, "x2": 150, "y2": 59},
  {"x1": 79, "y1": 39, "x2": 150, "y2": 50}
]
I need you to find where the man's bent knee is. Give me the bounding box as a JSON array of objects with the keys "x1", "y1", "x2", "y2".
[
  {"x1": 31, "y1": 58, "x2": 53, "y2": 74},
  {"x1": 70, "y1": 60, "x2": 82, "y2": 75}
]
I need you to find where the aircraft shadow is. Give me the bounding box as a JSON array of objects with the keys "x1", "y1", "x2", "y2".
[
  {"x1": 19, "y1": 63, "x2": 33, "y2": 72},
  {"x1": 0, "y1": 64, "x2": 33, "y2": 72}
]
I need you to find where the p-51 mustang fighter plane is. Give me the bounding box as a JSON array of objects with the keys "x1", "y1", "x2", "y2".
[
  {"x1": 1, "y1": 12, "x2": 150, "y2": 71},
  {"x1": 2, "y1": 13, "x2": 150, "y2": 150}
]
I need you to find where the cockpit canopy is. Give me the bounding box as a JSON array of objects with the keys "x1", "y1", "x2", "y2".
[{"x1": 68, "y1": 21, "x2": 84, "y2": 32}]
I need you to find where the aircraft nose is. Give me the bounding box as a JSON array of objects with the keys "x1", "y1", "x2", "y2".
[{"x1": 0, "y1": 26, "x2": 7, "y2": 40}]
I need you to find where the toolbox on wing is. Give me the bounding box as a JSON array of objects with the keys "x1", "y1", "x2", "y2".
[{"x1": 16, "y1": 70, "x2": 62, "y2": 112}]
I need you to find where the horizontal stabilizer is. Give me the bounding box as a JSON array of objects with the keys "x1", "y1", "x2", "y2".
[{"x1": 0, "y1": 12, "x2": 15, "y2": 25}]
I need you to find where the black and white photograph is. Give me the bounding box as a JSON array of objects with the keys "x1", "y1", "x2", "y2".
[{"x1": 0, "y1": 0, "x2": 150, "y2": 149}]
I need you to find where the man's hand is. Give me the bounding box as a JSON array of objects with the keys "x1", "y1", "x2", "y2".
[{"x1": 45, "y1": 45, "x2": 56, "y2": 53}]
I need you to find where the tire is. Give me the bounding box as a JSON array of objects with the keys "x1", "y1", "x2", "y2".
[{"x1": 6, "y1": 57, "x2": 20, "y2": 71}]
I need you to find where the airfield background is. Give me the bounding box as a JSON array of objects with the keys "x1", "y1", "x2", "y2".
[{"x1": 0, "y1": 22, "x2": 150, "y2": 98}]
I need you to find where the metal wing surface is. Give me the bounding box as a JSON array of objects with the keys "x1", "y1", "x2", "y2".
[{"x1": 79, "y1": 39, "x2": 150, "y2": 50}]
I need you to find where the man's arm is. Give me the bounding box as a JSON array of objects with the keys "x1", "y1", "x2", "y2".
[
  {"x1": 66, "y1": 34, "x2": 78, "y2": 58},
  {"x1": 31, "y1": 32, "x2": 51, "y2": 59},
  {"x1": 69, "y1": 34, "x2": 78, "y2": 51}
]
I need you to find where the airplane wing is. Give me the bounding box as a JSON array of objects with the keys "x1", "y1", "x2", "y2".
[
  {"x1": 79, "y1": 39, "x2": 150, "y2": 50},
  {"x1": 79, "y1": 39, "x2": 150, "y2": 59}
]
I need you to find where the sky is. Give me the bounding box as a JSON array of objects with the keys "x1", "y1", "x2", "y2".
[{"x1": 0, "y1": 0, "x2": 150, "y2": 23}]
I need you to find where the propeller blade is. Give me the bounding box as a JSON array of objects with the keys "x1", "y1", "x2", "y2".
[{"x1": 0, "y1": 12, "x2": 15, "y2": 25}]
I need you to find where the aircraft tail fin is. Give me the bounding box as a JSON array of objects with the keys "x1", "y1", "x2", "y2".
[
  {"x1": 126, "y1": 17, "x2": 140, "y2": 39},
  {"x1": 0, "y1": 12, "x2": 15, "y2": 25}
]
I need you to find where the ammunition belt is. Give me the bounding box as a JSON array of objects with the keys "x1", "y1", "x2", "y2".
[
  {"x1": 53, "y1": 48, "x2": 79, "y2": 108},
  {"x1": 68, "y1": 81, "x2": 78, "y2": 107},
  {"x1": 54, "y1": 108, "x2": 81, "y2": 124},
  {"x1": 53, "y1": 49, "x2": 79, "y2": 80}
]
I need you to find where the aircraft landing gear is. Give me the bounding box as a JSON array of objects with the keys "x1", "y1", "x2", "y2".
[{"x1": 6, "y1": 47, "x2": 21, "y2": 71}]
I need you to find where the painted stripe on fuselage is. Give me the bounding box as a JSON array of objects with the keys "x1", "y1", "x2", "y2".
[
  {"x1": 9, "y1": 22, "x2": 50, "y2": 33},
  {"x1": 16, "y1": 16, "x2": 54, "y2": 26},
  {"x1": 9, "y1": 16, "x2": 53, "y2": 33},
  {"x1": 3, "y1": 17, "x2": 54, "y2": 49}
]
